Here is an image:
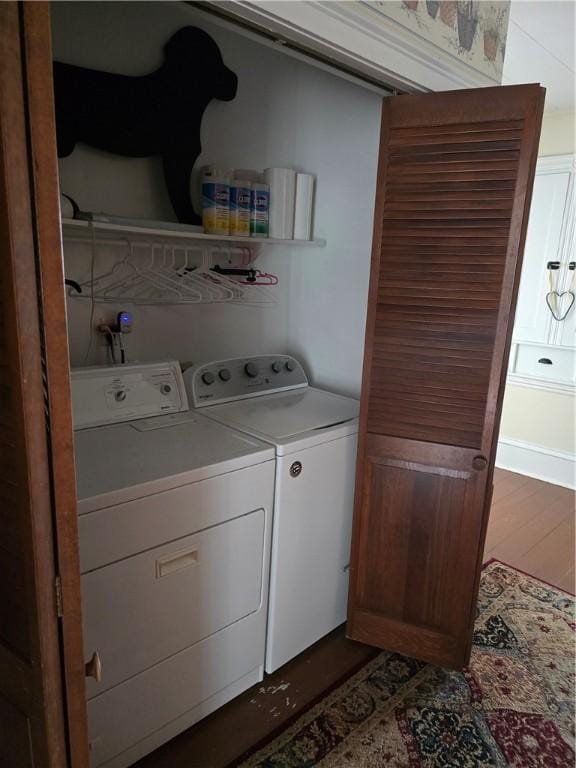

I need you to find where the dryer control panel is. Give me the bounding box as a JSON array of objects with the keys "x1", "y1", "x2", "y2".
[
  {"x1": 185, "y1": 355, "x2": 308, "y2": 407},
  {"x1": 72, "y1": 361, "x2": 188, "y2": 429}
]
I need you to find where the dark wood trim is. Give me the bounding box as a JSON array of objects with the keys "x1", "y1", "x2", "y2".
[
  {"x1": 0, "y1": 2, "x2": 68, "y2": 764},
  {"x1": 20, "y1": 4, "x2": 90, "y2": 765}
]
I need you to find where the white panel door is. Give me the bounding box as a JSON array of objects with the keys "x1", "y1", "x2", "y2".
[{"x1": 513, "y1": 168, "x2": 570, "y2": 344}]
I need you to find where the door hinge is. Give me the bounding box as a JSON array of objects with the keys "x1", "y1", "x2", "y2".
[{"x1": 55, "y1": 575, "x2": 63, "y2": 618}]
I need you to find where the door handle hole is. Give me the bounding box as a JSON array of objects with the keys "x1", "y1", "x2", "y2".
[{"x1": 472, "y1": 455, "x2": 488, "y2": 471}]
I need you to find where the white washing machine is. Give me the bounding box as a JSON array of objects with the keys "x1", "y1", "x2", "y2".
[
  {"x1": 184, "y1": 355, "x2": 359, "y2": 673},
  {"x1": 72, "y1": 361, "x2": 275, "y2": 768}
]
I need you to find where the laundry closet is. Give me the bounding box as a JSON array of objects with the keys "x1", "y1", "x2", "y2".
[
  {"x1": 53, "y1": 3, "x2": 382, "y2": 766},
  {"x1": 0, "y1": 3, "x2": 545, "y2": 767}
]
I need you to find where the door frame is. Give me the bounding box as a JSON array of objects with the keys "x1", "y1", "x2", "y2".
[{"x1": 1, "y1": 2, "x2": 90, "y2": 766}]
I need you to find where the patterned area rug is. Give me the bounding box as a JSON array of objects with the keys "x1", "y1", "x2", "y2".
[{"x1": 239, "y1": 561, "x2": 575, "y2": 767}]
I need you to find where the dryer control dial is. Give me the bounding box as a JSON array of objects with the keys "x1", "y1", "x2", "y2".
[
  {"x1": 201, "y1": 372, "x2": 215, "y2": 385},
  {"x1": 245, "y1": 362, "x2": 259, "y2": 378}
]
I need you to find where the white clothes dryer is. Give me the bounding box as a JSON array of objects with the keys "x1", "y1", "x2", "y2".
[{"x1": 72, "y1": 361, "x2": 275, "y2": 768}]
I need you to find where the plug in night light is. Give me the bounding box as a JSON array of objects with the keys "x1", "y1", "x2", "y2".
[{"x1": 117, "y1": 311, "x2": 133, "y2": 334}]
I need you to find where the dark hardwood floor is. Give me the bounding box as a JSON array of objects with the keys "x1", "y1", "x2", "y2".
[
  {"x1": 134, "y1": 469, "x2": 575, "y2": 768},
  {"x1": 485, "y1": 468, "x2": 574, "y2": 594}
]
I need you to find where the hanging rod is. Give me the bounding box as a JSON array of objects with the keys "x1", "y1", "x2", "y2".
[{"x1": 60, "y1": 217, "x2": 326, "y2": 248}]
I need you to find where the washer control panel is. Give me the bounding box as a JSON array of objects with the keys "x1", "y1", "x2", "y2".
[
  {"x1": 71, "y1": 361, "x2": 188, "y2": 429},
  {"x1": 185, "y1": 355, "x2": 308, "y2": 407}
]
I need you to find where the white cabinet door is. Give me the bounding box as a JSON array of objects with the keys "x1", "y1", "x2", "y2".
[{"x1": 513, "y1": 166, "x2": 570, "y2": 344}]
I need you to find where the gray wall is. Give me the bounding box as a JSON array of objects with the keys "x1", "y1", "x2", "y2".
[{"x1": 53, "y1": 1, "x2": 381, "y2": 396}]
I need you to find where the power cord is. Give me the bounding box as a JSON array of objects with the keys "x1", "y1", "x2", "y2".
[
  {"x1": 98, "y1": 311, "x2": 133, "y2": 364},
  {"x1": 98, "y1": 323, "x2": 117, "y2": 364},
  {"x1": 83, "y1": 223, "x2": 97, "y2": 364}
]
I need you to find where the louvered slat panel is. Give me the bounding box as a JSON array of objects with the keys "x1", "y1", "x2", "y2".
[
  {"x1": 367, "y1": 117, "x2": 524, "y2": 449},
  {"x1": 388, "y1": 118, "x2": 524, "y2": 140}
]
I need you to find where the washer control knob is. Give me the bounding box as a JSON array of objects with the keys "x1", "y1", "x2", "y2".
[
  {"x1": 285, "y1": 360, "x2": 296, "y2": 372},
  {"x1": 201, "y1": 371, "x2": 215, "y2": 386},
  {"x1": 271, "y1": 361, "x2": 282, "y2": 373},
  {"x1": 245, "y1": 362, "x2": 259, "y2": 378},
  {"x1": 219, "y1": 369, "x2": 231, "y2": 382},
  {"x1": 115, "y1": 390, "x2": 127, "y2": 402},
  {"x1": 160, "y1": 383, "x2": 172, "y2": 395}
]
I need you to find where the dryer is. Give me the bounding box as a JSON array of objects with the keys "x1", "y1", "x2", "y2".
[
  {"x1": 72, "y1": 361, "x2": 275, "y2": 768},
  {"x1": 184, "y1": 355, "x2": 359, "y2": 673}
]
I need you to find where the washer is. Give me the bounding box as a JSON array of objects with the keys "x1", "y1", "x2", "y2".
[
  {"x1": 72, "y1": 361, "x2": 275, "y2": 768},
  {"x1": 184, "y1": 355, "x2": 359, "y2": 673}
]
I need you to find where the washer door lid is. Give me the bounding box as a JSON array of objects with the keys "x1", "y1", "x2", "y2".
[{"x1": 208, "y1": 388, "x2": 359, "y2": 440}]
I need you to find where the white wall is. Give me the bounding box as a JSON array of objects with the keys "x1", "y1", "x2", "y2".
[
  {"x1": 538, "y1": 110, "x2": 575, "y2": 156},
  {"x1": 53, "y1": 1, "x2": 381, "y2": 395},
  {"x1": 498, "y1": 110, "x2": 576, "y2": 487}
]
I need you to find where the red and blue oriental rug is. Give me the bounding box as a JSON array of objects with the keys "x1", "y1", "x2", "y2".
[{"x1": 240, "y1": 561, "x2": 575, "y2": 767}]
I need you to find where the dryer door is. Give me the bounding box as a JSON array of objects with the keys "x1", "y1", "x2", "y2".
[{"x1": 82, "y1": 507, "x2": 266, "y2": 696}]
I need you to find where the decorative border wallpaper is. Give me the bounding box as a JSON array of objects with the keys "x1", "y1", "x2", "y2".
[{"x1": 359, "y1": 1, "x2": 510, "y2": 81}]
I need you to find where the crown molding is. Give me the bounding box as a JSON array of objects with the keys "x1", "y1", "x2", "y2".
[{"x1": 211, "y1": 1, "x2": 501, "y2": 93}]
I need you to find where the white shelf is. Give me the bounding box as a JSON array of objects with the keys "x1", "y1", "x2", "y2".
[{"x1": 60, "y1": 217, "x2": 326, "y2": 247}]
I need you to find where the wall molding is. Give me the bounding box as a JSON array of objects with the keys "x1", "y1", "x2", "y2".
[
  {"x1": 507, "y1": 373, "x2": 575, "y2": 395},
  {"x1": 536, "y1": 154, "x2": 576, "y2": 175},
  {"x1": 496, "y1": 438, "x2": 576, "y2": 490},
  {"x1": 213, "y1": 1, "x2": 500, "y2": 94}
]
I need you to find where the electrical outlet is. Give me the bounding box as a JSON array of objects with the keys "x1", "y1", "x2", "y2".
[{"x1": 96, "y1": 316, "x2": 113, "y2": 348}]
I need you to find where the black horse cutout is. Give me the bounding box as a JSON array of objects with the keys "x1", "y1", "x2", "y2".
[{"x1": 53, "y1": 27, "x2": 238, "y2": 225}]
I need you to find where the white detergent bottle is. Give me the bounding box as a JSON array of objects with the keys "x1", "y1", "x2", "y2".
[
  {"x1": 202, "y1": 166, "x2": 230, "y2": 235},
  {"x1": 229, "y1": 179, "x2": 251, "y2": 237},
  {"x1": 250, "y1": 182, "x2": 269, "y2": 238}
]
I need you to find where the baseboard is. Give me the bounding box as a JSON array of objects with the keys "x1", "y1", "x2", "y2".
[{"x1": 496, "y1": 438, "x2": 576, "y2": 490}]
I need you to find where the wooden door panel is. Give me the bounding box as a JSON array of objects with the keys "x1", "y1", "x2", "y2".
[
  {"x1": 20, "y1": 4, "x2": 90, "y2": 763},
  {"x1": 348, "y1": 85, "x2": 545, "y2": 669},
  {"x1": 0, "y1": 3, "x2": 88, "y2": 766},
  {"x1": 352, "y1": 452, "x2": 484, "y2": 668},
  {"x1": 0, "y1": 695, "x2": 34, "y2": 768}
]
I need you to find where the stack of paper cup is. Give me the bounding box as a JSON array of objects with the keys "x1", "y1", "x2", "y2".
[
  {"x1": 293, "y1": 173, "x2": 315, "y2": 240},
  {"x1": 264, "y1": 168, "x2": 296, "y2": 239}
]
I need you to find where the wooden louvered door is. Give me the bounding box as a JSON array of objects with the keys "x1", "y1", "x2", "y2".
[
  {"x1": 0, "y1": 3, "x2": 88, "y2": 767},
  {"x1": 347, "y1": 85, "x2": 545, "y2": 669}
]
